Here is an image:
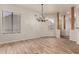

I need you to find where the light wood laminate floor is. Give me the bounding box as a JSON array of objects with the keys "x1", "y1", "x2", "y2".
[{"x1": 0, "y1": 37, "x2": 79, "y2": 54}]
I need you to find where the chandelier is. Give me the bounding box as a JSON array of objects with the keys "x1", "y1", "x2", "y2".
[{"x1": 36, "y1": 4, "x2": 48, "y2": 22}]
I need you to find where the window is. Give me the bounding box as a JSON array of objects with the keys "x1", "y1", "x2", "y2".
[
  {"x1": 48, "y1": 18, "x2": 54, "y2": 30},
  {"x1": 2, "y1": 11, "x2": 21, "y2": 34}
]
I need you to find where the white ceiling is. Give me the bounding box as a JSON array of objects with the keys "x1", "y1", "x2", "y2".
[{"x1": 18, "y1": 4, "x2": 78, "y2": 15}]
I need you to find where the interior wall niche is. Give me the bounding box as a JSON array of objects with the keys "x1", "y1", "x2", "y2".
[{"x1": 2, "y1": 11, "x2": 21, "y2": 34}]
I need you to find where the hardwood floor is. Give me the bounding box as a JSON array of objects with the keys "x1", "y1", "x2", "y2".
[{"x1": 0, "y1": 37, "x2": 79, "y2": 54}]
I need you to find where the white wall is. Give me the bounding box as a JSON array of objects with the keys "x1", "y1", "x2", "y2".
[
  {"x1": 75, "y1": 9, "x2": 79, "y2": 44},
  {"x1": 0, "y1": 5, "x2": 55, "y2": 44}
]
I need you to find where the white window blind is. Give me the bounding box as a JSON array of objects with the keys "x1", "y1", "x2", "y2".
[{"x1": 2, "y1": 11, "x2": 21, "y2": 34}]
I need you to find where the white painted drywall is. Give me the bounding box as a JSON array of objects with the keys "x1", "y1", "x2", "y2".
[
  {"x1": 75, "y1": 9, "x2": 79, "y2": 44},
  {"x1": 0, "y1": 5, "x2": 55, "y2": 43}
]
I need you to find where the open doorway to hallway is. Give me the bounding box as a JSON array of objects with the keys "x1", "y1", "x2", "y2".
[{"x1": 60, "y1": 15, "x2": 70, "y2": 39}]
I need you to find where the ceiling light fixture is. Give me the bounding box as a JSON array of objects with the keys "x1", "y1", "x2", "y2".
[{"x1": 36, "y1": 4, "x2": 48, "y2": 22}]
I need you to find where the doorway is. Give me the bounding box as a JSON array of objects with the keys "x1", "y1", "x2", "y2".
[{"x1": 60, "y1": 15, "x2": 70, "y2": 39}]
